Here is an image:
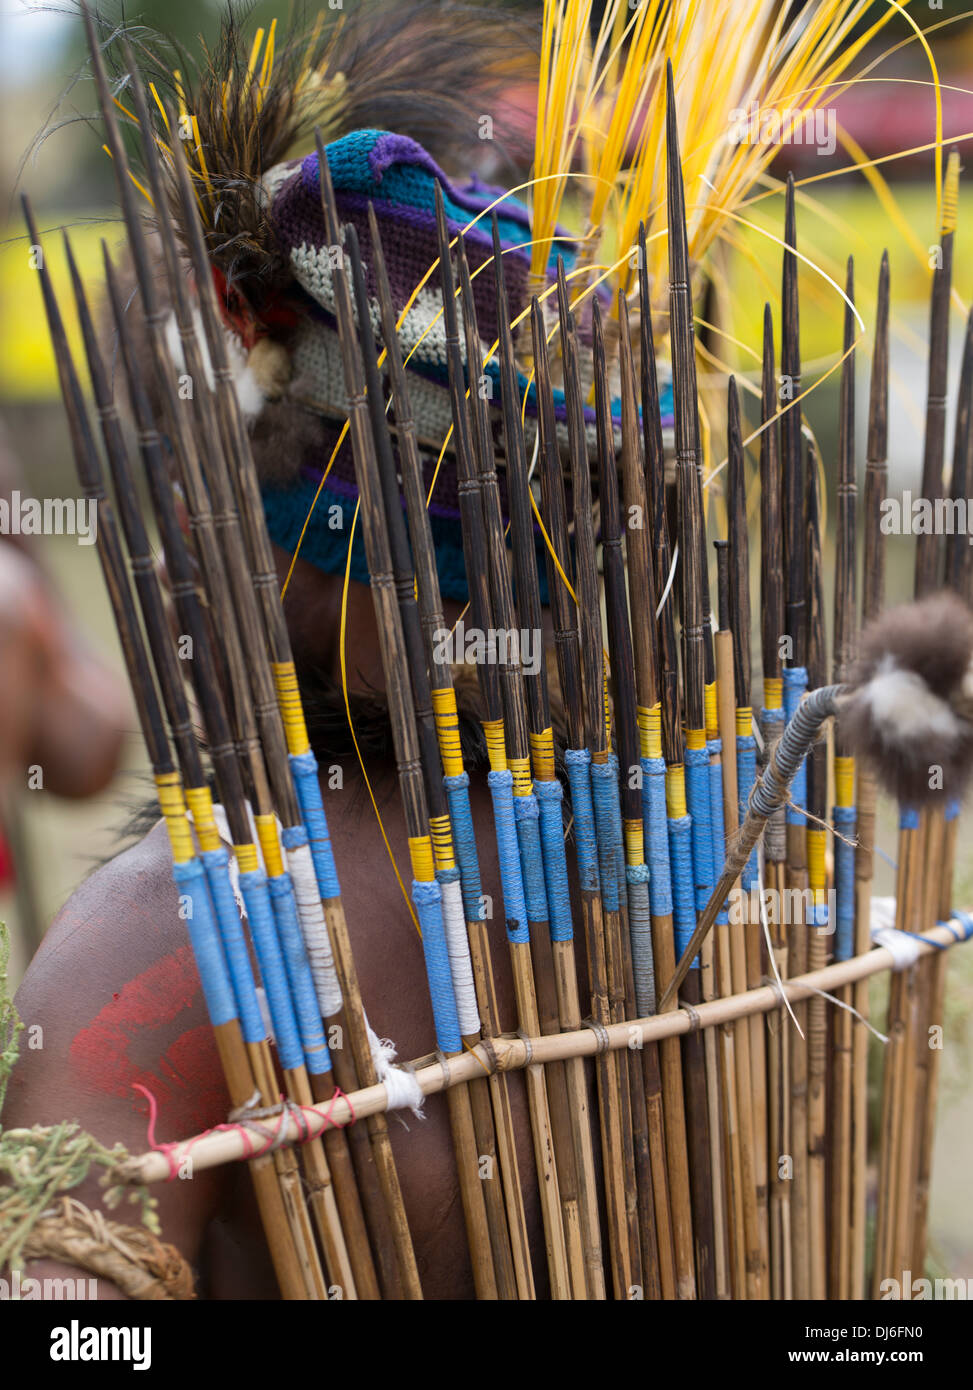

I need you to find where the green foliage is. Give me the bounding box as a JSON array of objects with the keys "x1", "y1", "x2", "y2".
[{"x1": 0, "y1": 923, "x2": 23, "y2": 1117}]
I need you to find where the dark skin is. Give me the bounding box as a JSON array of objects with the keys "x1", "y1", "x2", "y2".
[
  {"x1": 5, "y1": 545, "x2": 555, "y2": 1299},
  {"x1": 0, "y1": 423, "x2": 127, "y2": 799}
]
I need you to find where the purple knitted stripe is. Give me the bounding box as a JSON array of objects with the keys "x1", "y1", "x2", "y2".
[
  {"x1": 286, "y1": 148, "x2": 529, "y2": 261},
  {"x1": 368, "y1": 131, "x2": 429, "y2": 180},
  {"x1": 274, "y1": 189, "x2": 527, "y2": 349},
  {"x1": 343, "y1": 199, "x2": 524, "y2": 347},
  {"x1": 339, "y1": 193, "x2": 529, "y2": 299}
]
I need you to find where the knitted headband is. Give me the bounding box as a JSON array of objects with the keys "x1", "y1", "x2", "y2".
[{"x1": 231, "y1": 130, "x2": 675, "y2": 601}]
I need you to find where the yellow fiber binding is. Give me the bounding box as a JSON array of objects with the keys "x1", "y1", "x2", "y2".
[
  {"x1": 603, "y1": 664, "x2": 612, "y2": 746},
  {"x1": 154, "y1": 773, "x2": 194, "y2": 865},
  {"x1": 432, "y1": 687, "x2": 464, "y2": 778},
  {"x1": 429, "y1": 814, "x2": 457, "y2": 873},
  {"x1": 637, "y1": 703, "x2": 663, "y2": 760},
  {"x1": 528, "y1": 727, "x2": 556, "y2": 781},
  {"x1": 835, "y1": 755, "x2": 855, "y2": 808},
  {"x1": 482, "y1": 719, "x2": 507, "y2": 772},
  {"x1": 704, "y1": 682, "x2": 719, "y2": 739},
  {"x1": 637, "y1": 706, "x2": 650, "y2": 760},
  {"x1": 234, "y1": 843, "x2": 260, "y2": 875},
  {"x1": 255, "y1": 815, "x2": 284, "y2": 879},
  {"x1": 409, "y1": 835, "x2": 435, "y2": 883},
  {"x1": 509, "y1": 756, "x2": 533, "y2": 798},
  {"x1": 666, "y1": 764, "x2": 688, "y2": 819},
  {"x1": 184, "y1": 785, "x2": 222, "y2": 854},
  {"x1": 272, "y1": 662, "x2": 311, "y2": 757}
]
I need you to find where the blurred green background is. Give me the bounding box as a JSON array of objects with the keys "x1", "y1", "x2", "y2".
[{"x1": 2, "y1": 0, "x2": 972, "y2": 1283}]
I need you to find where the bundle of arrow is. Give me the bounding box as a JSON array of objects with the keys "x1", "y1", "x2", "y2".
[{"x1": 24, "y1": 3, "x2": 973, "y2": 1301}]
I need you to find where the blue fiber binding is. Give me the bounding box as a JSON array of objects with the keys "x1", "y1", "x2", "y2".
[
  {"x1": 487, "y1": 768, "x2": 529, "y2": 943},
  {"x1": 534, "y1": 778, "x2": 574, "y2": 942},
  {"x1": 565, "y1": 748, "x2": 600, "y2": 894},
  {"x1": 641, "y1": 757, "x2": 672, "y2": 917},
  {"x1": 513, "y1": 793, "x2": 550, "y2": 925},
  {"x1": 172, "y1": 857, "x2": 236, "y2": 1029},
  {"x1": 782, "y1": 667, "x2": 808, "y2": 827},
  {"x1": 736, "y1": 732, "x2": 760, "y2": 890},
  {"x1": 290, "y1": 749, "x2": 341, "y2": 898},
  {"x1": 668, "y1": 814, "x2": 698, "y2": 965},
  {"x1": 412, "y1": 878, "x2": 462, "y2": 1054},
  {"x1": 267, "y1": 873, "x2": 332, "y2": 1076},
  {"x1": 684, "y1": 746, "x2": 713, "y2": 910},
  {"x1": 444, "y1": 772, "x2": 484, "y2": 921},
  {"x1": 833, "y1": 804, "x2": 857, "y2": 961},
  {"x1": 238, "y1": 868, "x2": 304, "y2": 1072},
  {"x1": 200, "y1": 847, "x2": 266, "y2": 1045},
  {"x1": 590, "y1": 758, "x2": 620, "y2": 913},
  {"x1": 707, "y1": 739, "x2": 729, "y2": 926}
]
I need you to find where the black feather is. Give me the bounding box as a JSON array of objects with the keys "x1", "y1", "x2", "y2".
[{"x1": 92, "y1": 1, "x2": 532, "y2": 310}]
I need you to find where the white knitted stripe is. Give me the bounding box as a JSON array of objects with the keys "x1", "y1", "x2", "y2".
[
  {"x1": 286, "y1": 295, "x2": 612, "y2": 468},
  {"x1": 441, "y1": 875, "x2": 480, "y2": 1036},
  {"x1": 290, "y1": 244, "x2": 451, "y2": 367},
  {"x1": 288, "y1": 316, "x2": 557, "y2": 464},
  {"x1": 286, "y1": 840, "x2": 344, "y2": 1018}
]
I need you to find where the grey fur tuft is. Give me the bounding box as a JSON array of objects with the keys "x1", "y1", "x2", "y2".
[{"x1": 842, "y1": 591, "x2": 973, "y2": 806}]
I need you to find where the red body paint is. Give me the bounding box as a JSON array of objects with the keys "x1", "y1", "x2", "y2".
[{"x1": 70, "y1": 945, "x2": 226, "y2": 1131}]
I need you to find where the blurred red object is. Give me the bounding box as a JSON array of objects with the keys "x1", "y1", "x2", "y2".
[{"x1": 0, "y1": 824, "x2": 14, "y2": 891}]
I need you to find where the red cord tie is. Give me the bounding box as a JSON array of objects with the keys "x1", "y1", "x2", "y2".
[{"x1": 133, "y1": 1082, "x2": 356, "y2": 1178}]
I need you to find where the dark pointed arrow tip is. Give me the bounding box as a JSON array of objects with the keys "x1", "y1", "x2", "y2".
[{"x1": 490, "y1": 210, "x2": 503, "y2": 264}]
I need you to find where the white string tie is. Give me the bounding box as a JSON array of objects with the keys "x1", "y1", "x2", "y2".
[
  {"x1": 872, "y1": 926, "x2": 923, "y2": 972},
  {"x1": 366, "y1": 1022, "x2": 424, "y2": 1118}
]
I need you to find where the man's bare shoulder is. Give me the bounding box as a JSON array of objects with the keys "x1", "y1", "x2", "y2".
[
  {"x1": 7, "y1": 818, "x2": 228, "y2": 1174},
  {"x1": 22, "y1": 818, "x2": 178, "y2": 995},
  {"x1": 4, "y1": 821, "x2": 269, "y2": 1289}
]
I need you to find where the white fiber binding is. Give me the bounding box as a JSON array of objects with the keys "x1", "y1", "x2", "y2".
[
  {"x1": 440, "y1": 875, "x2": 481, "y2": 1037},
  {"x1": 286, "y1": 839, "x2": 344, "y2": 1019},
  {"x1": 209, "y1": 804, "x2": 343, "y2": 1018},
  {"x1": 203, "y1": 805, "x2": 418, "y2": 1100}
]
